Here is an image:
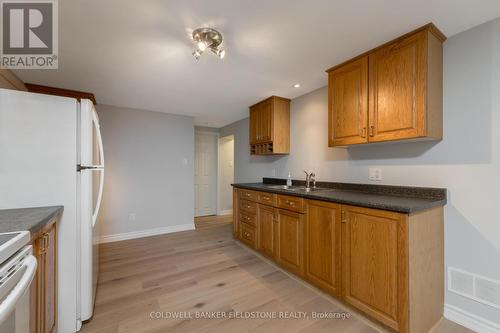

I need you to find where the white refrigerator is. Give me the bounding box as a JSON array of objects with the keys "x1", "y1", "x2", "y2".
[{"x1": 0, "y1": 88, "x2": 104, "y2": 332}]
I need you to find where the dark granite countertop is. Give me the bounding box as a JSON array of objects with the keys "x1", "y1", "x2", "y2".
[
  {"x1": 232, "y1": 178, "x2": 446, "y2": 214},
  {"x1": 0, "y1": 206, "x2": 63, "y2": 236}
]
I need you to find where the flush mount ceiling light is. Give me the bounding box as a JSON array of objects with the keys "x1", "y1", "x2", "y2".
[
  {"x1": 191, "y1": 27, "x2": 225, "y2": 60},
  {"x1": 293, "y1": 83, "x2": 301, "y2": 88}
]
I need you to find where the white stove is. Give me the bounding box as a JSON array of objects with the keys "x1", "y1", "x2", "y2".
[
  {"x1": 0, "y1": 232, "x2": 30, "y2": 265},
  {"x1": 0, "y1": 231, "x2": 36, "y2": 333}
]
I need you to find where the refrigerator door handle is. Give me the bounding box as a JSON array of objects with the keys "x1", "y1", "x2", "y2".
[
  {"x1": 91, "y1": 107, "x2": 104, "y2": 226},
  {"x1": 92, "y1": 168, "x2": 104, "y2": 226},
  {"x1": 77, "y1": 165, "x2": 104, "y2": 172}
]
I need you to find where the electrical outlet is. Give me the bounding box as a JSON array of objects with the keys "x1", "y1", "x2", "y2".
[
  {"x1": 129, "y1": 213, "x2": 136, "y2": 221},
  {"x1": 369, "y1": 168, "x2": 382, "y2": 181},
  {"x1": 272, "y1": 168, "x2": 277, "y2": 177}
]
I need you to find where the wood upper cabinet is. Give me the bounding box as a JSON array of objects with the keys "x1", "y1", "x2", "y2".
[
  {"x1": 328, "y1": 57, "x2": 368, "y2": 146},
  {"x1": 0, "y1": 69, "x2": 27, "y2": 91},
  {"x1": 342, "y1": 205, "x2": 407, "y2": 332},
  {"x1": 305, "y1": 200, "x2": 342, "y2": 296},
  {"x1": 257, "y1": 204, "x2": 277, "y2": 258},
  {"x1": 259, "y1": 100, "x2": 273, "y2": 142},
  {"x1": 368, "y1": 31, "x2": 426, "y2": 142},
  {"x1": 249, "y1": 107, "x2": 259, "y2": 144},
  {"x1": 276, "y1": 209, "x2": 304, "y2": 276},
  {"x1": 327, "y1": 23, "x2": 445, "y2": 146},
  {"x1": 248, "y1": 96, "x2": 290, "y2": 155}
]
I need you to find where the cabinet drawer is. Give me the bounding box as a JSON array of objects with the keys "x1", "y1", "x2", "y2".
[
  {"x1": 240, "y1": 223, "x2": 256, "y2": 248},
  {"x1": 240, "y1": 199, "x2": 257, "y2": 214},
  {"x1": 239, "y1": 189, "x2": 258, "y2": 201},
  {"x1": 257, "y1": 192, "x2": 277, "y2": 206},
  {"x1": 239, "y1": 212, "x2": 256, "y2": 227},
  {"x1": 277, "y1": 195, "x2": 305, "y2": 212}
]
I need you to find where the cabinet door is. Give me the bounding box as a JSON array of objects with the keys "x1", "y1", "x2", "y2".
[
  {"x1": 328, "y1": 57, "x2": 368, "y2": 146},
  {"x1": 305, "y1": 201, "x2": 341, "y2": 296},
  {"x1": 249, "y1": 106, "x2": 258, "y2": 144},
  {"x1": 259, "y1": 100, "x2": 272, "y2": 142},
  {"x1": 44, "y1": 224, "x2": 57, "y2": 333},
  {"x1": 277, "y1": 209, "x2": 304, "y2": 276},
  {"x1": 33, "y1": 236, "x2": 44, "y2": 333},
  {"x1": 257, "y1": 204, "x2": 276, "y2": 258},
  {"x1": 368, "y1": 31, "x2": 426, "y2": 142},
  {"x1": 233, "y1": 189, "x2": 239, "y2": 238},
  {"x1": 343, "y1": 206, "x2": 407, "y2": 332}
]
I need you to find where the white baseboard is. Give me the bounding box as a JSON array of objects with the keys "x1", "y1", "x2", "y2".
[
  {"x1": 98, "y1": 223, "x2": 195, "y2": 244},
  {"x1": 444, "y1": 304, "x2": 500, "y2": 333},
  {"x1": 217, "y1": 209, "x2": 233, "y2": 216}
]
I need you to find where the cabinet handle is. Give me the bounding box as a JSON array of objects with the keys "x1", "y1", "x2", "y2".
[
  {"x1": 39, "y1": 237, "x2": 45, "y2": 254},
  {"x1": 369, "y1": 125, "x2": 375, "y2": 137},
  {"x1": 361, "y1": 127, "x2": 367, "y2": 138},
  {"x1": 341, "y1": 210, "x2": 347, "y2": 223},
  {"x1": 45, "y1": 234, "x2": 49, "y2": 249}
]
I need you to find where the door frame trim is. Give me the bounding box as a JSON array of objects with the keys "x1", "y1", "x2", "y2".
[{"x1": 217, "y1": 134, "x2": 234, "y2": 216}]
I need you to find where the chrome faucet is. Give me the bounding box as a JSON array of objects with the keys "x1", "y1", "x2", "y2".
[{"x1": 304, "y1": 171, "x2": 316, "y2": 189}]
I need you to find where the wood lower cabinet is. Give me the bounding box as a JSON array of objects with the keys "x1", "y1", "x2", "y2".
[
  {"x1": 257, "y1": 204, "x2": 277, "y2": 258},
  {"x1": 276, "y1": 209, "x2": 304, "y2": 276},
  {"x1": 342, "y1": 205, "x2": 406, "y2": 331},
  {"x1": 32, "y1": 217, "x2": 58, "y2": 333},
  {"x1": 239, "y1": 222, "x2": 257, "y2": 248},
  {"x1": 305, "y1": 200, "x2": 342, "y2": 296},
  {"x1": 232, "y1": 189, "x2": 239, "y2": 238},
  {"x1": 327, "y1": 23, "x2": 445, "y2": 147},
  {"x1": 232, "y1": 187, "x2": 444, "y2": 333}
]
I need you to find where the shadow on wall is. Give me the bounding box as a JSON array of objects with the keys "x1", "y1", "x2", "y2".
[
  {"x1": 445, "y1": 203, "x2": 500, "y2": 322},
  {"x1": 249, "y1": 154, "x2": 287, "y2": 164},
  {"x1": 445, "y1": 204, "x2": 500, "y2": 278}
]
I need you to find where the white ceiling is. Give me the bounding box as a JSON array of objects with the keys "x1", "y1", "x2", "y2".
[{"x1": 15, "y1": 0, "x2": 500, "y2": 127}]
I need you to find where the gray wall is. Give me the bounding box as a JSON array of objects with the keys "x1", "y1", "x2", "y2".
[
  {"x1": 221, "y1": 18, "x2": 500, "y2": 324},
  {"x1": 97, "y1": 104, "x2": 195, "y2": 237}
]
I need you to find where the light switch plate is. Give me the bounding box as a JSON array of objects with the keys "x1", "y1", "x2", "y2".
[{"x1": 369, "y1": 168, "x2": 382, "y2": 181}]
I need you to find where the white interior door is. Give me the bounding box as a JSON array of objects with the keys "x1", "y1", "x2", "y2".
[{"x1": 195, "y1": 131, "x2": 218, "y2": 217}]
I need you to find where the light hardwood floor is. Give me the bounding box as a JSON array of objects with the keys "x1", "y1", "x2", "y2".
[{"x1": 81, "y1": 215, "x2": 472, "y2": 333}]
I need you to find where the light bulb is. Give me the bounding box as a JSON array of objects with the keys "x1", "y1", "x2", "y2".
[
  {"x1": 293, "y1": 83, "x2": 301, "y2": 88},
  {"x1": 197, "y1": 41, "x2": 207, "y2": 51},
  {"x1": 192, "y1": 49, "x2": 202, "y2": 60},
  {"x1": 218, "y1": 49, "x2": 225, "y2": 59}
]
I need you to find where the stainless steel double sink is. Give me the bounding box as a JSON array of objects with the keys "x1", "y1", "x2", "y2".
[{"x1": 264, "y1": 185, "x2": 326, "y2": 193}]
